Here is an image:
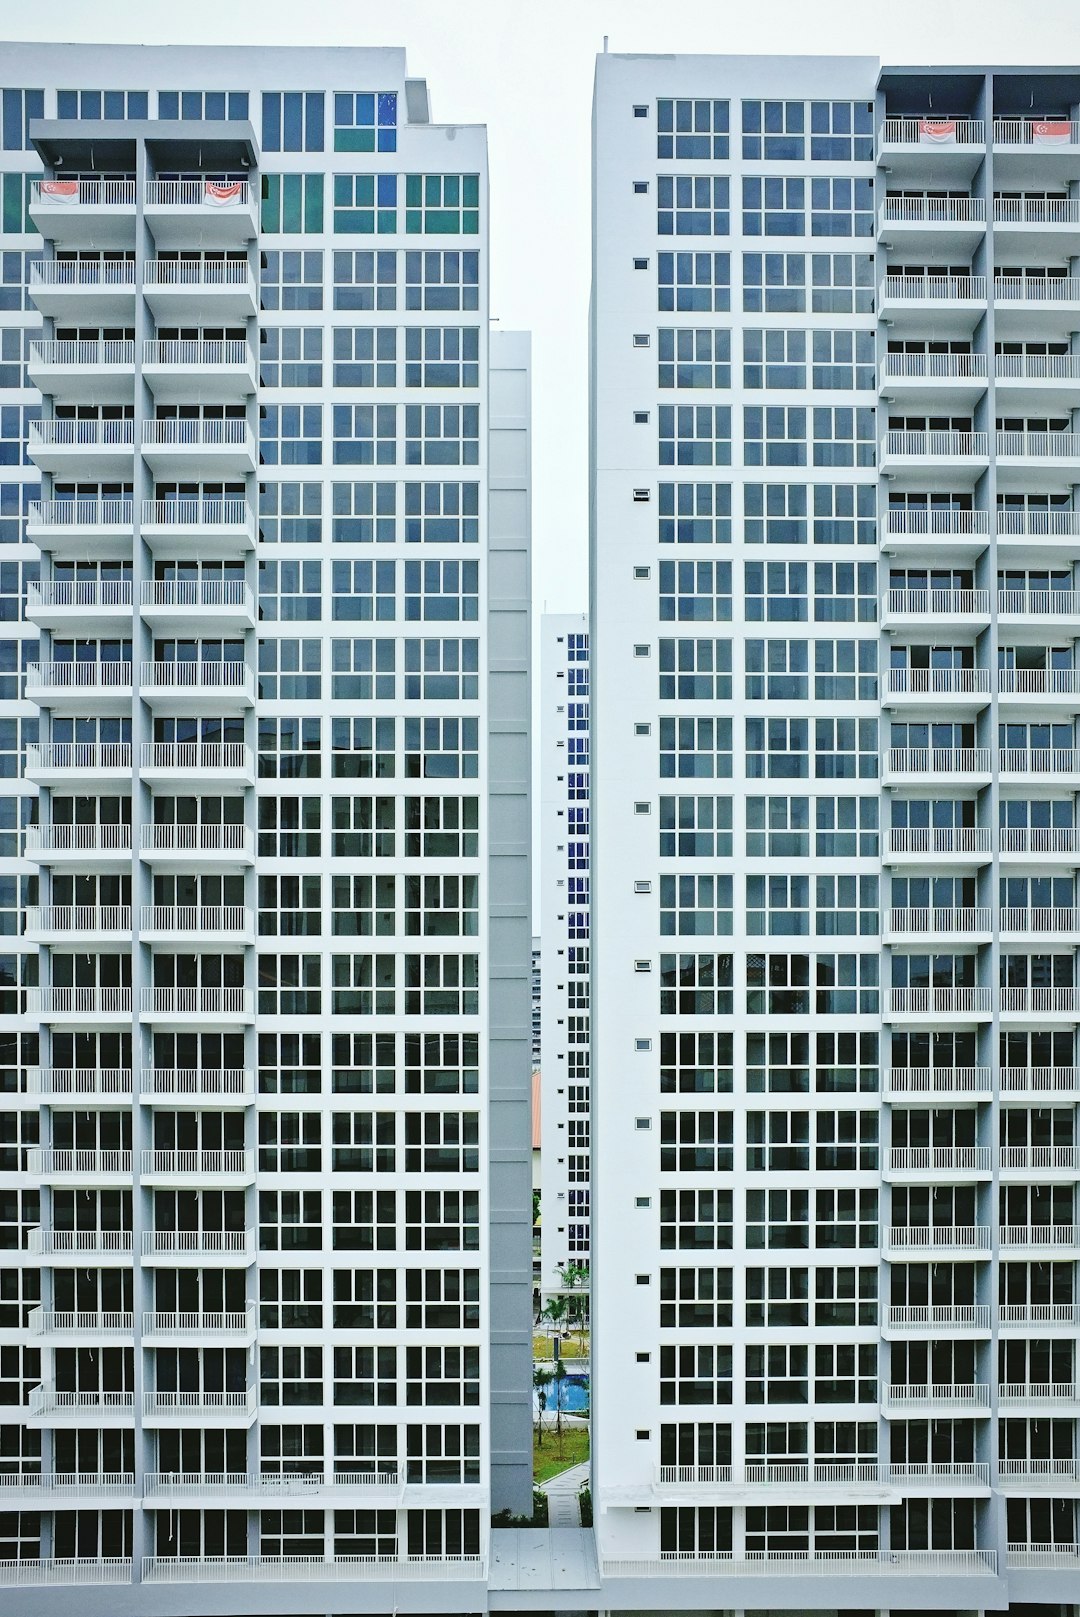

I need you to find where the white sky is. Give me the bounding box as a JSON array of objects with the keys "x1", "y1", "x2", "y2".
[{"x1": 9, "y1": 0, "x2": 1077, "y2": 618}]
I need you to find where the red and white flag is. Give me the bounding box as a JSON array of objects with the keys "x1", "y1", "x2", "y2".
[
  {"x1": 38, "y1": 179, "x2": 80, "y2": 204},
  {"x1": 204, "y1": 180, "x2": 244, "y2": 206},
  {"x1": 919, "y1": 119, "x2": 957, "y2": 145},
  {"x1": 1033, "y1": 119, "x2": 1072, "y2": 145}
]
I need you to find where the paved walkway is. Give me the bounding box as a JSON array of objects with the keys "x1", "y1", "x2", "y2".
[{"x1": 540, "y1": 1460, "x2": 589, "y2": 1528}]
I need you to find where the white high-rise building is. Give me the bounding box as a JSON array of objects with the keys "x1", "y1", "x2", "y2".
[
  {"x1": 538, "y1": 612, "x2": 590, "y2": 1290},
  {"x1": 591, "y1": 50, "x2": 1080, "y2": 1611},
  {"x1": 0, "y1": 42, "x2": 533, "y2": 1610}
]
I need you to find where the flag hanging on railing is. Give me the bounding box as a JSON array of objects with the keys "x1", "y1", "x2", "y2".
[
  {"x1": 1033, "y1": 120, "x2": 1071, "y2": 145},
  {"x1": 919, "y1": 119, "x2": 957, "y2": 145},
  {"x1": 38, "y1": 180, "x2": 80, "y2": 203},
  {"x1": 203, "y1": 180, "x2": 244, "y2": 206}
]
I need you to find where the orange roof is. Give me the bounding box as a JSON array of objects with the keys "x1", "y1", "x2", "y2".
[{"x1": 531, "y1": 1070, "x2": 541, "y2": 1149}]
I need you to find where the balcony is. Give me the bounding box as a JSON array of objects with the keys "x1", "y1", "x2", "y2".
[
  {"x1": 886, "y1": 1462, "x2": 990, "y2": 1493},
  {"x1": 25, "y1": 742, "x2": 131, "y2": 785},
  {"x1": 138, "y1": 904, "x2": 254, "y2": 947},
  {"x1": 26, "y1": 496, "x2": 134, "y2": 558},
  {"x1": 995, "y1": 351, "x2": 1080, "y2": 407},
  {"x1": 27, "y1": 1148, "x2": 132, "y2": 1185},
  {"x1": 1000, "y1": 1065, "x2": 1080, "y2": 1098},
  {"x1": 140, "y1": 578, "x2": 255, "y2": 632},
  {"x1": 1000, "y1": 1303, "x2": 1080, "y2": 1329},
  {"x1": 142, "y1": 1305, "x2": 256, "y2": 1344},
  {"x1": 997, "y1": 431, "x2": 1080, "y2": 486},
  {"x1": 886, "y1": 987, "x2": 992, "y2": 1021},
  {"x1": 885, "y1": 1224, "x2": 991, "y2": 1257},
  {"x1": 998, "y1": 669, "x2": 1080, "y2": 705},
  {"x1": 139, "y1": 1067, "x2": 255, "y2": 1106},
  {"x1": 25, "y1": 658, "x2": 132, "y2": 713},
  {"x1": 879, "y1": 351, "x2": 987, "y2": 407},
  {"x1": 885, "y1": 668, "x2": 991, "y2": 707},
  {"x1": 27, "y1": 418, "x2": 134, "y2": 475},
  {"x1": 886, "y1": 907, "x2": 992, "y2": 942},
  {"x1": 139, "y1": 742, "x2": 255, "y2": 790},
  {"x1": 997, "y1": 508, "x2": 1080, "y2": 550},
  {"x1": 999, "y1": 747, "x2": 1080, "y2": 781},
  {"x1": 880, "y1": 431, "x2": 990, "y2": 487},
  {"x1": 28, "y1": 1067, "x2": 132, "y2": 1104},
  {"x1": 139, "y1": 986, "x2": 254, "y2": 1026},
  {"x1": 141, "y1": 1552, "x2": 486, "y2": 1585},
  {"x1": 650, "y1": 1463, "x2": 891, "y2": 1505},
  {"x1": 27, "y1": 986, "x2": 132, "y2": 1025},
  {"x1": 28, "y1": 338, "x2": 135, "y2": 404},
  {"x1": 140, "y1": 1148, "x2": 255, "y2": 1186},
  {"x1": 28, "y1": 257, "x2": 136, "y2": 321},
  {"x1": 28, "y1": 1308, "x2": 133, "y2": 1341},
  {"x1": 882, "y1": 1382, "x2": 991, "y2": 1412},
  {"x1": 878, "y1": 193, "x2": 986, "y2": 251},
  {"x1": 880, "y1": 118, "x2": 986, "y2": 153},
  {"x1": 25, "y1": 822, "x2": 132, "y2": 865},
  {"x1": 1000, "y1": 1223, "x2": 1079, "y2": 1251},
  {"x1": 1000, "y1": 907, "x2": 1080, "y2": 939},
  {"x1": 878, "y1": 275, "x2": 987, "y2": 333},
  {"x1": 994, "y1": 277, "x2": 1080, "y2": 338},
  {"x1": 999, "y1": 828, "x2": 1080, "y2": 859},
  {"x1": 999, "y1": 586, "x2": 1080, "y2": 621},
  {"x1": 141, "y1": 1227, "x2": 255, "y2": 1266},
  {"x1": 28, "y1": 1385, "x2": 135, "y2": 1424},
  {"x1": 24, "y1": 905, "x2": 131, "y2": 944},
  {"x1": 880, "y1": 508, "x2": 990, "y2": 556},
  {"x1": 26, "y1": 578, "x2": 133, "y2": 633},
  {"x1": 138, "y1": 659, "x2": 254, "y2": 713},
  {"x1": 999, "y1": 1459, "x2": 1080, "y2": 1488},
  {"x1": 142, "y1": 1386, "x2": 257, "y2": 1426},
  {"x1": 140, "y1": 419, "x2": 256, "y2": 476},
  {"x1": 29, "y1": 178, "x2": 136, "y2": 246},
  {"x1": 139, "y1": 496, "x2": 255, "y2": 555},
  {"x1": 142, "y1": 339, "x2": 256, "y2": 404},
  {"x1": 885, "y1": 747, "x2": 992, "y2": 785},
  {"x1": 1000, "y1": 1144, "x2": 1078, "y2": 1176},
  {"x1": 143, "y1": 258, "x2": 257, "y2": 320},
  {"x1": 885, "y1": 1304, "x2": 991, "y2": 1334},
  {"x1": 0, "y1": 1558, "x2": 133, "y2": 1587},
  {"x1": 1000, "y1": 1382, "x2": 1080, "y2": 1408},
  {"x1": 28, "y1": 1227, "x2": 132, "y2": 1262},
  {"x1": 143, "y1": 179, "x2": 258, "y2": 247},
  {"x1": 999, "y1": 988, "x2": 1080, "y2": 1019},
  {"x1": 139, "y1": 822, "x2": 253, "y2": 868},
  {"x1": 601, "y1": 1548, "x2": 997, "y2": 1580},
  {"x1": 882, "y1": 588, "x2": 991, "y2": 632},
  {"x1": 885, "y1": 1145, "x2": 992, "y2": 1180},
  {"x1": 0, "y1": 1471, "x2": 135, "y2": 1502},
  {"x1": 885, "y1": 828, "x2": 992, "y2": 863},
  {"x1": 884, "y1": 1066, "x2": 992, "y2": 1100},
  {"x1": 143, "y1": 1470, "x2": 404, "y2": 1504}
]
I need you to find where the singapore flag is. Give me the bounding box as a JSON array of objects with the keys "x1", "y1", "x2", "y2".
[
  {"x1": 204, "y1": 181, "x2": 244, "y2": 206},
  {"x1": 1033, "y1": 120, "x2": 1071, "y2": 145},
  {"x1": 919, "y1": 119, "x2": 957, "y2": 144}
]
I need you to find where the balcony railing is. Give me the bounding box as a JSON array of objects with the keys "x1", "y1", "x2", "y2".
[
  {"x1": 887, "y1": 1462, "x2": 990, "y2": 1486},
  {"x1": 1000, "y1": 748, "x2": 1080, "y2": 775},
  {"x1": 139, "y1": 742, "x2": 253, "y2": 774},
  {"x1": 997, "y1": 508, "x2": 1080, "y2": 538},
  {"x1": 881, "y1": 195, "x2": 985, "y2": 224},
  {"x1": 881, "y1": 274, "x2": 987, "y2": 301},
  {"x1": 880, "y1": 352, "x2": 987, "y2": 383},
  {"x1": 143, "y1": 339, "x2": 252, "y2": 368},
  {"x1": 1000, "y1": 1381, "x2": 1079, "y2": 1402},
  {"x1": 994, "y1": 118, "x2": 1080, "y2": 145},
  {"x1": 26, "y1": 823, "x2": 132, "y2": 856},
  {"x1": 885, "y1": 1066, "x2": 992, "y2": 1096},
  {"x1": 28, "y1": 497, "x2": 133, "y2": 529},
  {"x1": 0, "y1": 1558, "x2": 132, "y2": 1586},
  {"x1": 1000, "y1": 1304, "x2": 1080, "y2": 1327},
  {"x1": 888, "y1": 987, "x2": 992, "y2": 1015},
  {"x1": 0, "y1": 1471, "x2": 134, "y2": 1496},
  {"x1": 886, "y1": 668, "x2": 990, "y2": 696},
  {"x1": 28, "y1": 1228, "x2": 132, "y2": 1258},
  {"x1": 26, "y1": 660, "x2": 132, "y2": 696},
  {"x1": 1000, "y1": 907, "x2": 1080, "y2": 934},
  {"x1": 882, "y1": 118, "x2": 986, "y2": 146},
  {"x1": 139, "y1": 904, "x2": 251, "y2": 935},
  {"x1": 32, "y1": 179, "x2": 135, "y2": 207},
  {"x1": 140, "y1": 823, "x2": 252, "y2": 856},
  {"x1": 25, "y1": 905, "x2": 131, "y2": 935},
  {"x1": 141, "y1": 1228, "x2": 254, "y2": 1259},
  {"x1": 884, "y1": 431, "x2": 989, "y2": 459},
  {"x1": 141, "y1": 419, "x2": 251, "y2": 450},
  {"x1": 29, "y1": 420, "x2": 134, "y2": 450},
  {"x1": 887, "y1": 908, "x2": 992, "y2": 935},
  {"x1": 885, "y1": 1382, "x2": 991, "y2": 1406},
  {"x1": 888, "y1": 1146, "x2": 991, "y2": 1173},
  {"x1": 888, "y1": 828, "x2": 991, "y2": 856},
  {"x1": 887, "y1": 1305, "x2": 991, "y2": 1330},
  {"x1": 142, "y1": 1553, "x2": 485, "y2": 1584},
  {"x1": 28, "y1": 986, "x2": 132, "y2": 1017},
  {"x1": 995, "y1": 197, "x2": 1080, "y2": 224},
  {"x1": 884, "y1": 509, "x2": 989, "y2": 539},
  {"x1": 603, "y1": 1548, "x2": 997, "y2": 1577},
  {"x1": 139, "y1": 986, "x2": 254, "y2": 1017},
  {"x1": 29, "y1": 1385, "x2": 135, "y2": 1417},
  {"x1": 144, "y1": 1469, "x2": 401, "y2": 1497},
  {"x1": 999, "y1": 588, "x2": 1080, "y2": 615},
  {"x1": 1000, "y1": 1145, "x2": 1078, "y2": 1171},
  {"x1": 27, "y1": 1149, "x2": 132, "y2": 1177},
  {"x1": 140, "y1": 1067, "x2": 253, "y2": 1100},
  {"x1": 1007, "y1": 1545, "x2": 1080, "y2": 1569},
  {"x1": 145, "y1": 259, "x2": 253, "y2": 289},
  {"x1": 887, "y1": 749, "x2": 991, "y2": 776},
  {"x1": 29, "y1": 1310, "x2": 132, "y2": 1335},
  {"x1": 28, "y1": 1067, "x2": 131, "y2": 1099},
  {"x1": 142, "y1": 1307, "x2": 254, "y2": 1337},
  {"x1": 140, "y1": 496, "x2": 251, "y2": 528},
  {"x1": 142, "y1": 1387, "x2": 256, "y2": 1418},
  {"x1": 27, "y1": 580, "x2": 133, "y2": 612},
  {"x1": 139, "y1": 659, "x2": 253, "y2": 696},
  {"x1": 140, "y1": 579, "x2": 252, "y2": 611},
  {"x1": 887, "y1": 1225, "x2": 991, "y2": 1251},
  {"x1": 999, "y1": 988, "x2": 1080, "y2": 1013},
  {"x1": 998, "y1": 669, "x2": 1080, "y2": 696},
  {"x1": 994, "y1": 275, "x2": 1080, "y2": 301},
  {"x1": 140, "y1": 1149, "x2": 254, "y2": 1177},
  {"x1": 1000, "y1": 1223, "x2": 1079, "y2": 1247},
  {"x1": 885, "y1": 587, "x2": 990, "y2": 615},
  {"x1": 30, "y1": 339, "x2": 134, "y2": 368},
  {"x1": 26, "y1": 742, "x2": 131, "y2": 774},
  {"x1": 1000, "y1": 1065, "x2": 1080, "y2": 1093},
  {"x1": 996, "y1": 351, "x2": 1080, "y2": 379},
  {"x1": 30, "y1": 260, "x2": 136, "y2": 290},
  {"x1": 145, "y1": 180, "x2": 253, "y2": 208},
  {"x1": 997, "y1": 431, "x2": 1080, "y2": 459},
  {"x1": 999, "y1": 1459, "x2": 1080, "y2": 1482}
]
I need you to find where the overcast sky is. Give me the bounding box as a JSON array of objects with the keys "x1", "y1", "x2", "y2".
[{"x1": 10, "y1": 0, "x2": 1078, "y2": 618}]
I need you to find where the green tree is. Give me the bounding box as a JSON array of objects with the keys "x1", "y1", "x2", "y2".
[{"x1": 532, "y1": 1364, "x2": 551, "y2": 1447}]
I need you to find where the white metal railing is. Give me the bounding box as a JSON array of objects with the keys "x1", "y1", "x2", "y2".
[
  {"x1": 139, "y1": 986, "x2": 253, "y2": 1017},
  {"x1": 139, "y1": 659, "x2": 252, "y2": 694},
  {"x1": 139, "y1": 742, "x2": 253, "y2": 773},
  {"x1": 142, "y1": 1387, "x2": 256, "y2": 1416},
  {"x1": 881, "y1": 273, "x2": 987, "y2": 301},
  {"x1": 1000, "y1": 1223, "x2": 1079, "y2": 1246},
  {"x1": 881, "y1": 194, "x2": 985, "y2": 223},
  {"x1": 886, "y1": 587, "x2": 990, "y2": 615},
  {"x1": 887, "y1": 747, "x2": 991, "y2": 775},
  {"x1": 1000, "y1": 1381, "x2": 1078, "y2": 1401},
  {"x1": 29, "y1": 1310, "x2": 132, "y2": 1334},
  {"x1": 141, "y1": 420, "x2": 251, "y2": 449},
  {"x1": 25, "y1": 823, "x2": 131, "y2": 855},
  {"x1": 140, "y1": 496, "x2": 251, "y2": 527},
  {"x1": 145, "y1": 180, "x2": 253, "y2": 208},
  {"x1": 880, "y1": 352, "x2": 987, "y2": 382},
  {"x1": 27, "y1": 580, "x2": 132, "y2": 612},
  {"x1": 882, "y1": 118, "x2": 986, "y2": 146},
  {"x1": 995, "y1": 351, "x2": 1080, "y2": 379},
  {"x1": 1000, "y1": 1065, "x2": 1080, "y2": 1092},
  {"x1": 140, "y1": 1149, "x2": 254, "y2": 1177},
  {"x1": 994, "y1": 275, "x2": 1080, "y2": 301},
  {"x1": 27, "y1": 660, "x2": 131, "y2": 692},
  {"x1": 145, "y1": 259, "x2": 253, "y2": 288},
  {"x1": 887, "y1": 1305, "x2": 991, "y2": 1329},
  {"x1": 141, "y1": 579, "x2": 251, "y2": 610},
  {"x1": 30, "y1": 260, "x2": 136, "y2": 290},
  {"x1": 140, "y1": 1067, "x2": 253, "y2": 1099},
  {"x1": 28, "y1": 987, "x2": 132, "y2": 1016},
  {"x1": 143, "y1": 1470, "x2": 401, "y2": 1496},
  {"x1": 999, "y1": 1458, "x2": 1080, "y2": 1481},
  {"x1": 1000, "y1": 907, "x2": 1080, "y2": 934},
  {"x1": 26, "y1": 742, "x2": 131, "y2": 774},
  {"x1": 28, "y1": 1067, "x2": 131, "y2": 1099},
  {"x1": 30, "y1": 339, "x2": 134, "y2": 368},
  {"x1": 1000, "y1": 748, "x2": 1080, "y2": 774},
  {"x1": 29, "y1": 1228, "x2": 131, "y2": 1257},
  {"x1": 25, "y1": 905, "x2": 130, "y2": 934},
  {"x1": 885, "y1": 1066, "x2": 992, "y2": 1095},
  {"x1": 29, "y1": 1385, "x2": 134, "y2": 1416},
  {"x1": 0, "y1": 1471, "x2": 134, "y2": 1494},
  {"x1": 887, "y1": 1224, "x2": 991, "y2": 1251},
  {"x1": 885, "y1": 1382, "x2": 990, "y2": 1406},
  {"x1": 888, "y1": 1146, "x2": 991, "y2": 1173},
  {"x1": 994, "y1": 118, "x2": 1080, "y2": 145},
  {"x1": 0, "y1": 1558, "x2": 133, "y2": 1586},
  {"x1": 1000, "y1": 1304, "x2": 1080, "y2": 1326},
  {"x1": 29, "y1": 419, "x2": 134, "y2": 450},
  {"x1": 141, "y1": 1227, "x2": 253, "y2": 1258},
  {"x1": 28, "y1": 497, "x2": 133, "y2": 529},
  {"x1": 887, "y1": 667, "x2": 990, "y2": 695},
  {"x1": 1007, "y1": 1545, "x2": 1080, "y2": 1568},
  {"x1": 32, "y1": 179, "x2": 135, "y2": 207},
  {"x1": 884, "y1": 430, "x2": 989, "y2": 459},
  {"x1": 887, "y1": 908, "x2": 992, "y2": 935},
  {"x1": 742, "y1": 1463, "x2": 881, "y2": 1485},
  {"x1": 603, "y1": 1548, "x2": 996, "y2": 1576},
  {"x1": 27, "y1": 1149, "x2": 131, "y2": 1176},
  {"x1": 999, "y1": 987, "x2": 1080, "y2": 1013},
  {"x1": 142, "y1": 1553, "x2": 485, "y2": 1584},
  {"x1": 142, "y1": 1307, "x2": 254, "y2": 1335},
  {"x1": 140, "y1": 822, "x2": 251, "y2": 855},
  {"x1": 1000, "y1": 1144, "x2": 1078, "y2": 1170},
  {"x1": 655, "y1": 1464, "x2": 735, "y2": 1485},
  {"x1": 997, "y1": 431, "x2": 1080, "y2": 459},
  {"x1": 998, "y1": 588, "x2": 1080, "y2": 614},
  {"x1": 888, "y1": 986, "x2": 992, "y2": 1014},
  {"x1": 997, "y1": 508, "x2": 1080, "y2": 537},
  {"x1": 998, "y1": 669, "x2": 1080, "y2": 695},
  {"x1": 884, "y1": 508, "x2": 989, "y2": 537},
  {"x1": 887, "y1": 1462, "x2": 990, "y2": 1485},
  {"x1": 888, "y1": 828, "x2": 991, "y2": 855},
  {"x1": 143, "y1": 339, "x2": 252, "y2": 368},
  {"x1": 1000, "y1": 826, "x2": 1080, "y2": 855},
  {"x1": 139, "y1": 904, "x2": 252, "y2": 934}
]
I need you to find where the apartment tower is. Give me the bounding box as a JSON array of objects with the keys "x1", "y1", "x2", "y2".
[
  {"x1": 591, "y1": 51, "x2": 1080, "y2": 1611},
  {"x1": 0, "y1": 41, "x2": 532, "y2": 1612}
]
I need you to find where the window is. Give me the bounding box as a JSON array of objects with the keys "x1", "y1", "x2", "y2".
[
  {"x1": 331, "y1": 716, "x2": 395, "y2": 779},
  {"x1": 261, "y1": 174, "x2": 325, "y2": 235},
  {"x1": 405, "y1": 174, "x2": 480, "y2": 234},
  {"x1": 745, "y1": 561, "x2": 807, "y2": 622},
  {"x1": 404, "y1": 1268, "x2": 480, "y2": 1329},
  {"x1": 332, "y1": 1271, "x2": 395, "y2": 1332},
  {"x1": 329, "y1": 639, "x2": 395, "y2": 700},
  {"x1": 813, "y1": 483, "x2": 875, "y2": 544},
  {"x1": 57, "y1": 87, "x2": 147, "y2": 118},
  {"x1": 659, "y1": 560, "x2": 731, "y2": 622},
  {"x1": 657, "y1": 99, "x2": 730, "y2": 159},
  {"x1": 1, "y1": 89, "x2": 43, "y2": 150},
  {"x1": 812, "y1": 329, "x2": 874, "y2": 390},
  {"x1": 334, "y1": 92, "x2": 398, "y2": 152},
  {"x1": 814, "y1": 639, "x2": 877, "y2": 699},
  {"x1": 744, "y1": 483, "x2": 807, "y2": 545},
  {"x1": 259, "y1": 559, "x2": 322, "y2": 621},
  {"x1": 332, "y1": 481, "x2": 396, "y2": 543},
  {"x1": 259, "y1": 716, "x2": 322, "y2": 779},
  {"x1": 0, "y1": 251, "x2": 45, "y2": 313},
  {"x1": 158, "y1": 89, "x2": 246, "y2": 120},
  {"x1": 746, "y1": 1188, "x2": 809, "y2": 1250},
  {"x1": 813, "y1": 718, "x2": 876, "y2": 781},
  {"x1": 403, "y1": 953, "x2": 479, "y2": 1015},
  {"x1": 331, "y1": 797, "x2": 396, "y2": 859},
  {"x1": 746, "y1": 640, "x2": 808, "y2": 701},
  {"x1": 404, "y1": 1112, "x2": 479, "y2": 1174},
  {"x1": 659, "y1": 639, "x2": 731, "y2": 699},
  {"x1": 260, "y1": 326, "x2": 322, "y2": 388},
  {"x1": 811, "y1": 177, "x2": 874, "y2": 237},
  {"x1": 744, "y1": 406, "x2": 806, "y2": 467},
  {"x1": 332, "y1": 327, "x2": 397, "y2": 387},
  {"x1": 262, "y1": 92, "x2": 324, "y2": 152},
  {"x1": 331, "y1": 953, "x2": 395, "y2": 1015},
  {"x1": 812, "y1": 407, "x2": 875, "y2": 467},
  {"x1": 333, "y1": 174, "x2": 397, "y2": 234},
  {"x1": 260, "y1": 1189, "x2": 321, "y2": 1251},
  {"x1": 0, "y1": 176, "x2": 34, "y2": 235},
  {"x1": 404, "y1": 481, "x2": 479, "y2": 543},
  {"x1": 260, "y1": 1269, "x2": 323, "y2": 1328},
  {"x1": 332, "y1": 1032, "x2": 397, "y2": 1095},
  {"x1": 404, "y1": 559, "x2": 478, "y2": 620},
  {"x1": 658, "y1": 483, "x2": 731, "y2": 544},
  {"x1": 330, "y1": 558, "x2": 395, "y2": 621},
  {"x1": 661, "y1": 1343, "x2": 733, "y2": 1404},
  {"x1": 659, "y1": 329, "x2": 731, "y2": 389},
  {"x1": 659, "y1": 406, "x2": 731, "y2": 466},
  {"x1": 811, "y1": 101, "x2": 874, "y2": 160},
  {"x1": 331, "y1": 875, "x2": 395, "y2": 938},
  {"x1": 259, "y1": 481, "x2": 322, "y2": 544},
  {"x1": 333, "y1": 1190, "x2": 396, "y2": 1251},
  {"x1": 747, "y1": 874, "x2": 810, "y2": 935},
  {"x1": 260, "y1": 1345, "x2": 322, "y2": 1407},
  {"x1": 660, "y1": 1188, "x2": 733, "y2": 1250},
  {"x1": 404, "y1": 796, "x2": 479, "y2": 859},
  {"x1": 405, "y1": 1424, "x2": 480, "y2": 1484},
  {"x1": 258, "y1": 874, "x2": 322, "y2": 937},
  {"x1": 659, "y1": 954, "x2": 734, "y2": 1015},
  {"x1": 259, "y1": 1032, "x2": 322, "y2": 1095},
  {"x1": 815, "y1": 1343, "x2": 877, "y2": 1402},
  {"x1": 333, "y1": 1345, "x2": 397, "y2": 1406},
  {"x1": 658, "y1": 252, "x2": 730, "y2": 312},
  {"x1": 743, "y1": 329, "x2": 806, "y2": 389},
  {"x1": 260, "y1": 249, "x2": 323, "y2": 311},
  {"x1": 333, "y1": 250, "x2": 397, "y2": 311},
  {"x1": 260, "y1": 404, "x2": 322, "y2": 466},
  {"x1": 815, "y1": 1268, "x2": 877, "y2": 1325},
  {"x1": 746, "y1": 1268, "x2": 809, "y2": 1327},
  {"x1": 660, "y1": 1268, "x2": 733, "y2": 1327},
  {"x1": 257, "y1": 953, "x2": 321, "y2": 1015},
  {"x1": 332, "y1": 404, "x2": 395, "y2": 465},
  {"x1": 743, "y1": 252, "x2": 806, "y2": 313},
  {"x1": 405, "y1": 326, "x2": 479, "y2": 388},
  {"x1": 746, "y1": 1343, "x2": 808, "y2": 1402},
  {"x1": 659, "y1": 797, "x2": 732, "y2": 858},
  {"x1": 742, "y1": 177, "x2": 805, "y2": 236},
  {"x1": 258, "y1": 638, "x2": 321, "y2": 700},
  {"x1": 742, "y1": 100, "x2": 804, "y2": 159},
  {"x1": 660, "y1": 716, "x2": 732, "y2": 779},
  {"x1": 405, "y1": 250, "x2": 480, "y2": 311},
  {"x1": 404, "y1": 1189, "x2": 480, "y2": 1250},
  {"x1": 661, "y1": 875, "x2": 733, "y2": 937},
  {"x1": 404, "y1": 404, "x2": 479, "y2": 466},
  {"x1": 811, "y1": 252, "x2": 875, "y2": 313},
  {"x1": 661, "y1": 1111, "x2": 733, "y2": 1172},
  {"x1": 747, "y1": 1030, "x2": 809, "y2": 1094},
  {"x1": 657, "y1": 176, "x2": 730, "y2": 236},
  {"x1": 404, "y1": 638, "x2": 478, "y2": 701},
  {"x1": 332, "y1": 1111, "x2": 396, "y2": 1173},
  {"x1": 660, "y1": 1031, "x2": 733, "y2": 1093}
]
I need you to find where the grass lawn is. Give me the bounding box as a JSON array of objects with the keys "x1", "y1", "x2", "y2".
[
  {"x1": 532, "y1": 1331, "x2": 590, "y2": 1360},
  {"x1": 533, "y1": 1422, "x2": 590, "y2": 1484}
]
